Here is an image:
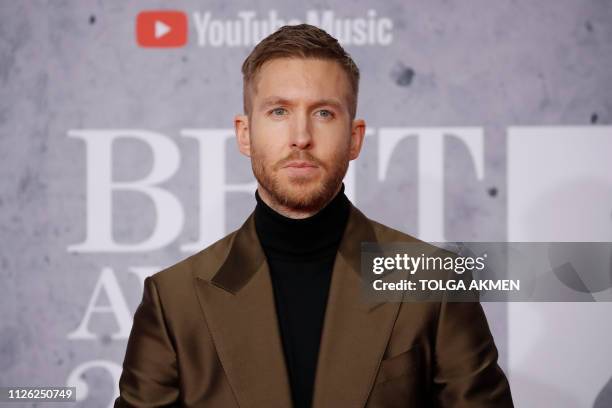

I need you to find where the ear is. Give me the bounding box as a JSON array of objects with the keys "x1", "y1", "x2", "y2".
[
  {"x1": 348, "y1": 118, "x2": 366, "y2": 160},
  {"x1": 234, "y1": 114, "x2": 251, "y2": 157}
]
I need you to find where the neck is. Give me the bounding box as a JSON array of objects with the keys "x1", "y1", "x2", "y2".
[{"x1": 253, "y1": 183, "x2": 351, "y2": 257}]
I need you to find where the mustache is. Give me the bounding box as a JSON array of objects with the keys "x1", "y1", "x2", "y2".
[{"x1": 276, "y1": 151, "x2": 323, "y2": 169}]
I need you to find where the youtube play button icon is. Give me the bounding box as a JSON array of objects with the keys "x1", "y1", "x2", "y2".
[{"x1": 137, "y1": 10, "x2": 187, "y2": 48}]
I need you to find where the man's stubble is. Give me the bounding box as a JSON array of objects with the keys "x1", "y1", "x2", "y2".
[{"x1": 250, "y1": 142, "x2": 350, "y2": 213}]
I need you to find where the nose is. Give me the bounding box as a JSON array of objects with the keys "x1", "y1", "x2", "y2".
[{"x1": 290, "y1": 111, "x2": 313, "y2": 149}]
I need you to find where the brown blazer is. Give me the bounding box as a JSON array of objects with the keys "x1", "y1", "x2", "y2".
[{"x1": 115, "y1": 203, "x2": 513, "y2": 407}]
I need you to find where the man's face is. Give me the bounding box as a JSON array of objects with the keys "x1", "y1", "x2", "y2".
[{"x1": 235, "y1": 57, "x2": 365, "y2": 214}]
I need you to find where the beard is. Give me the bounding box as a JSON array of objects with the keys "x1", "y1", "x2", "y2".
[{"x1": 251, "y1": 147, "x2": 349, "y2": 213}]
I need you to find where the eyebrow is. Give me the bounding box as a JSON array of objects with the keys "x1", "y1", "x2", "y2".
[{"x1": 258, "y1": 96, "x2": 345, "y2": 111}]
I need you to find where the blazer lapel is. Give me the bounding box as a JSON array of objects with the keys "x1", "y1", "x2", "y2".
[
  {"x1": 311, "y1": 204, "x2": 403, "y2": 408},
  {"x1": 193, "y1": 203, "x2": 401, "y2": 408},
  {"x1": 193, "y1": 212, "x2": 293, "y2": 408}
]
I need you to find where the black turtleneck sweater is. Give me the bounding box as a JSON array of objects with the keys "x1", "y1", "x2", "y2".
[{"x1": 254, "y1": 183, "x2": 351, "y2": 408}]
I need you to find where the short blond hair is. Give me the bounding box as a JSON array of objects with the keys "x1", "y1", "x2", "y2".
[{"x1": 241, "y1": 24, "x2": 360, "y2": 120}]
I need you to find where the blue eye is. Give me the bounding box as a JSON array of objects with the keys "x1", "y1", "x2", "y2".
[
  {"x1": 317, "y1": 110, "x2": 334, "y2": 118},
  {"x1": 271, "y1": 108, "x2": 287, "y2": 116}
]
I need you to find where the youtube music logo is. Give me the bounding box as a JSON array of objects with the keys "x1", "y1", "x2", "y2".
[{"x1": 136, "y1": 10, "x2": 187, "y2": 47}]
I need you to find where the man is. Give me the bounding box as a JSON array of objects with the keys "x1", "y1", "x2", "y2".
[{"x1": 115, "y1": 24, "x2": 513, "y2": 407}]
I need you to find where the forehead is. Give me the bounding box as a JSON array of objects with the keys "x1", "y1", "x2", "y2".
[{"x1": 252, "y1": 57, "x2": 351, "y2": 106}]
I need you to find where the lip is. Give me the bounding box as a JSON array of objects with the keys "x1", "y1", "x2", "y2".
[{"x1": 283, "y1": 161, "x2": 318, "y2": 168}]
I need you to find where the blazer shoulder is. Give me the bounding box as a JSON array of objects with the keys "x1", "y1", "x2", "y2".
[
  {"x1": 149, "y1": 228, "x2": 239, "y2": 289},
  {"x1": 366, "y1": 215, "x2": 422, "y2": 244},
  {"x1": 366, "y1": 215, "x2": 455, "y2": 258}
]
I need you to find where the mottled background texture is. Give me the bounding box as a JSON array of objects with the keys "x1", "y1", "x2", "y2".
[{"x1": 1, "y1": 1, "x2": 611, "y2": 407}]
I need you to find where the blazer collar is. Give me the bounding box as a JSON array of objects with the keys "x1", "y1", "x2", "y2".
[
  {"x1": 208, "y1": 202, "x2": 374, "y2": 301},
  {"x1": 193, "y1": 203, "x2": 403, "y2": 407}
]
